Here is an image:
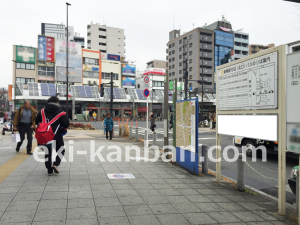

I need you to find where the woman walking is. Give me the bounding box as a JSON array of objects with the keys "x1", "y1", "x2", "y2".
[{"x1": 104, "y1": 113, "x2": 114, "y2": 140}]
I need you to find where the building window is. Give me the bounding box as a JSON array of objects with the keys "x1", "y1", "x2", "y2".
[
  {"x1": 189, "y1": 43, "x2": 193, "y2": 48},
  {"x1": 153, "y1": 81, "x2": 164, "y2": 87},
  {"x1": 172, "y1": 50, "x2": 175, "y2": 54},
  {"x1": 38, "y1": 66, "x2": 55, "y2": 77},
  {"x1": 172, "y1": 72, "x2": 175, "y2": 76},
  {"x1": 99, "y1": 35, "x2": 106, "y2": 39},
  {"x1": 137, "y1": 84, "x2": 140, "y2": 88},
  {"x1": 189, "y1": 34, "x2": 193, "y2": 40},
  {"x1": 172, "y1": 43, "x2": 175, "y2": 47},
  {"x1": 189, "y1": 83, "x2": 192, "y2": 87},
  {"x1": 189, "y1": 51, "x2": 192, "y2": 56},
  {"x1": 189, "y1": 75, "x2": 193, "y2": 79},
  {"x1": 179, "y1": 47, "x2": 182, "y2": 52},
  {"x1": 172, "y1": 57, "x2": 175, "y2": 62},
  {"x1": 169, "y1": 66, "x2": 171, "y2": 69},
  {"x1": 179, "y1": 55, "x2": 182, "y2": 59},
  {"x1": 189, "y1": 67, "x2": 193, "y2": 72},
  {"x1": 179, "y1": 70, "x2": 182, "y2": 74},
  {"x1": 102, "y1": 72, "x2": 119, "y2": 80},
  {"x1": 169, "y1": 73, "x2": 171, "y2": 76},
  {"x1": 189, "y1": 59, "x2": 193, "y2": 64},
  {"x1": 172, "y1": 65, "x2": 175, "y2": 69},
  {"x1": 169, "y1": 44, "x2": 171, "y2": 48},
  {"x1": 179, "y1": 62, "x2": 182, "y2": 67},
  {"x1": 83, "y1": 57, "x2": 99, "y2": 65},
  {"x1": 179, "y1": 39, "x2": 182, "y2": 44},
  {"x1": 99, "y1": 42, "x2": 106, "y2": 46},
  {"x1": 16, "y1": 77, "x2": 34, "y2": 84},
  {"x1": 99, "y1": 28, "x2": 106, "y2": 32},
  {"x1": 179, "y1": 78, "x2": 182, "y2": 81},
  {"x1": 17, "y1": 63, "x2": 35, "y2": 70},
  {"x1": 83, "y1": 71, "x2": 99, "y2": 79},
  {"x1": 101, "y1": 50, "x2": 106, "y2": 53}
]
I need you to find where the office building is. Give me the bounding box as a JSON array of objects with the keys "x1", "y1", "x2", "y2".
[
  {"x1": 146, "y1": 59, "x2": 167, "y2": 69},
  {"x1": 41, "y1": 23, "x2": 65, "y2": 40},
  {"x1": 167, "y1": 28, "x2": 215, "y2": 93},
  {"x1": 286, "y1": 40, "x2": 300, "y2": 54},
  {"x1": 87, "y1": 23, "x2": 125, "y2": 58},
  {"x1": 249, "y1": 43, "x2": 275, "y2": 55},
  {"x1": 233, "y1": 31, "x2": 249, "y2": 60}
]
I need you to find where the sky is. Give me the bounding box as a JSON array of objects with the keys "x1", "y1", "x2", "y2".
[{"x1": 0, "y1": 0, "x2": 299, "y2": 87}]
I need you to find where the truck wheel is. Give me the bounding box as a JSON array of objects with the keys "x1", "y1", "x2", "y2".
[{"x1": 243, "y1": 139, "x2": 256, "y2": 157}]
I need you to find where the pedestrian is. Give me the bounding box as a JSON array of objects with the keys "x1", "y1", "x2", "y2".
[
  {"x1": 13, "y1": 100, "x2": 37, "y2": 155},
  {"x1": 92, "y1": 111, "x2": 97, "y2": 122},
  {"x1": 35, "y1": 96, "x2": 69, "y2": 176},
  {"x1": 212, "y1": 113, "x2": 216, "y2": 129},
  {"x1": 104, "y1": 112, "x2": 114, "y2": 140},
  {"x1": 1, "y1": 122, "x2": 9, "y2": 135},
  {"x1": 169, "y1": 112, "x2": 173, "y2": 130},
  {"x1": 85, "y1": 109, "x2": 89, "y2": 121},
  {"x1": 150, "y1": 113, "x2": 156, "y2": 132}
]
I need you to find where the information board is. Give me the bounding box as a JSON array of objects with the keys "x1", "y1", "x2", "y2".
[{"x1": 217, "y1": 52, "x2": 278, "y2": 111}]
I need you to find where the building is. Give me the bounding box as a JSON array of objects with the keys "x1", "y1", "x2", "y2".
[
  {"x1": 286, "y1": 40, "x2": 300, "y2": 54},
  {"x1": 74, "y1": 34, "x2": 85, "y2": 48},
  {"x1": 101, "y1": 53, "x2": 122, "y2": 88},
  {"x1": 41, "y1": 23, "x2": 65, "y2": 40},
  {"x1": 146, "y1": 59, "x2": 167, "y2": 69},
  {"x1": 82, "y1": 49, "x2": 100, "y2": 86},
  {"x1": 233, "y1": 31, "x2": 249, "y2": 60},
  {"x1": 87, "y1": 23, "x2": 125, "y2": 58},
  {"x1": 249, "y1": 43, "x2": 275, "y2": 55},
  {"x1": 167, "y1": 28, "x2": 215, "y2": 94}
]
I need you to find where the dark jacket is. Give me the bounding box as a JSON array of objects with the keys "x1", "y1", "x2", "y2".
[
  {"x1": 35, "y1": 103, "x2": 69, "y2": 139},
  {"x1": 13, "y1": 106, "x2": 37, "y2": 128},
  {"x1": 170, "y1": 114, "x2": 173, "y2": 124},
  {"x1": 104, "y1": 117, "x2": 114, "y2": 131}
]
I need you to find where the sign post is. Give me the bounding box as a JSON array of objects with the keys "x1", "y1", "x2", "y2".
[{"x1": 143, "y1": 75, "x2": 150, "y2": 146}]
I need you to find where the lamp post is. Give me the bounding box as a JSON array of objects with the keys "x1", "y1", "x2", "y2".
[
  {"x1": 66, "y1": 2, "x2": 71, "y2": 117},
  {"x1": 201, "y1": 37, "x2": 204, "y2": 122}
]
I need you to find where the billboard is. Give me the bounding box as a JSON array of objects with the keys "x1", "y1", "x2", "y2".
[
  {"x1": 38, "y1": 35, "x2": 55, "y2": 62},
  {"x1": 16, "y1": 46, "x2": 35, "y2": 63},
  {"x1": 55, "y1": 40, "x2": 82, "y2": 82},
  {"x1": 143, "y1": 68, "x2": 165, "y2": 76},
  {"x1": 122, "y1": 76, "x2": 135, "y2": 88},
  {"x1": 122, "y1": 64, "x2": 136, "y2": 76},
  {"x1": 107, "y1": 54, "x2": 120, "y2": 61}
]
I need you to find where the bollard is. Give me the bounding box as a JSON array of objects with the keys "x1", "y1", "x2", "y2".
[
  {"x1": 135, "y1": 127, "x2": 139, "y2": 141},
  {"x1": 144, "y1": 130, "x2": 147, "y2": 141},
  {"x1": 122, "y1": 125, "x2": 125, "y2": 136},
  {"x1": 153, "y1": 131, "x2": 156, "y2": 146},
  {"x1": 129, "y1": 126, "x2": 132, "y2": 139},
  {"x1": 237, "y1": 153, "x2": 245, "y2": 192},
  {"x1": 201, "y1": 144, "x2": 208, "y2": 175}
]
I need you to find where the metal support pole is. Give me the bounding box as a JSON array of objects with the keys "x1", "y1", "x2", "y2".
[
  {"x1": 153, "y1": 131, "x2": 156, "y2": 146},
  {"x1": 122, "y1": 125, "x2": 125, "y2": 136},
  {"x1": 72, "y1": 97, "x2": 75, "y2": 121},
  {"x1": 129, "y1": 126, "x2": 132, "y2": 139},
  {"x1": 173, "y1": 79, "x2": 177, "y2": 148},
  {"x1": 135, "y1": 127, "x2": 139, "y2": 141},
  {"x1": 110, "y1": 72, "x2": 113, "y2": 117},
  {"x1": 237, "y1": 153, "x2": 245, "y2": 191},
  {"x1": 144, "y1": 130, "x2": 147, "y2": 142},
  {"x1": 163, "y1": 68, "x2": 169, "y2": 150},
  {"x1": 66, "y1": 3, "x2": 71, "y2": 116},
  {"x1": 201, "y1": 144, "x2": 208, "y2": 175},
  {"x1": 201, "y1": 38, "x2": 204, "y2": 121},
  {"x1": 216, "y1": 133, "x2": 221, "y2": 183}
]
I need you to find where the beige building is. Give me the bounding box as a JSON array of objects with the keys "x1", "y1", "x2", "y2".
[
  {"x1": 146, "y1": 59, "x2": 167, "y2": 70},
  {"x1": 13, "y1": 45, "x2": 37, "y2": 87},
  {"x1": 82, "y1": 49, "x2": 100, "y2": 86},
  {"x1": 249, "y1": 43, "x2": 275, "y2": 55},
  {"x1": 87, "y1": 23, "x2": 125, "y2": 58},
  {"x1": 101, "y1": 59, "x2": 122, "y2": 88}
]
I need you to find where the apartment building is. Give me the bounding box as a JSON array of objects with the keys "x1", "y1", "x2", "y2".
[
  {"x1": 87, "y1": 23, "x2": 125, "y2": 58},
  {"x1": 41, "y1": 23, "x2": 65, "y2": 40},
  {"x1": 233, "y1": 31, "x2": 249, "y2": 60},
  {"x1": 146, "y1": 59, "x2": 167, "y2": 69},
  {"x1": 249, "y1": 43, "x2": 275, "y2": 55},
  {"x1": 167, "y1": 28, "x2": 215, "y2": 93}
]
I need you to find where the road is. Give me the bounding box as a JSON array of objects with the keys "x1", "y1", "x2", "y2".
[{"x1": 81, "y1": 120, "x2": 297, "y2": 204}]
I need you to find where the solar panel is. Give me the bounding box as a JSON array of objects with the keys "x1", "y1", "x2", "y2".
[
  {"x1": 128, "y1": 89, "x2": 137, "y2": 100},
  {"x1": 136, "y1": 89, "x2": 147, "y2": 100},
  {"x1": 57, "y1": 84, "x2": 67, "y2": 96},
  {"x1": 150, "y1": 90, "x2": 158, "y2": 101},
  {"x1": 28, "y1": 83, "x2": 39, "y2": 96},
  {"x1": 156, "y1": 90, "x2": 164, "y2": 101}
]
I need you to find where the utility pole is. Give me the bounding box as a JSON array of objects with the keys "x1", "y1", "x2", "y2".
[
  {"x1": 66, "y1": 2, "x2": 71, "y2": 116},
  {"x1": 163, "y1": 63, "x2": 169, "y2": 149},
  {"x1": 110, "y1": 72, "x2": 113, "y2": 117},
  {"x1": 184, "y1": 38, "x2": 188, "y2": 100},
  {"x1": 201, "y1": 37, "x2": 204, "y2": 121}
]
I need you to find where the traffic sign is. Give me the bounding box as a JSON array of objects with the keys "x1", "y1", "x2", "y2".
[
  {"x1": 143, "y1": 89, "x2": 150, "y2": 97},
  {"x1": 144, "y1": 76, "x2": 149, "y2": 83}
]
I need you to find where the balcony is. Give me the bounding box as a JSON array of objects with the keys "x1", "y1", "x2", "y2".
[
  {"x1": 87, "y1": 36, "x2": 91, "y2": 40},
  {"x1": 87, "y1": 43, "x2": 91, "y2": 48},
  {"x1": 166, "y1": 49, "x2": 168, "y2": 54},
  {"x1": 87, "y1": 29, "x2": 91, "y2": 34},
  {"x1": 201, "y1": 52, "x2": 213, "y2": 58},
  {"x1": 201, "y1": 68, "x2": 213, "y2": 74},
  {"x1": 200, "y1": 60, "x2": 213, "y2": 67}
]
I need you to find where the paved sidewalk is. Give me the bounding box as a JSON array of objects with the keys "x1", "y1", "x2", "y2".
[{"x1": 0, "y1": 130, "x2": 296, "y2": 224}]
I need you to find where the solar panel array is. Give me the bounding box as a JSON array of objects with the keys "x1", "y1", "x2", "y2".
[
  {"x1": 150, "y1": 90, "x2": 158, "y2": 101},
  {"x1": 128, "y1": 89, "x2": 137, "y2": 100},
  {"x1": 15, "y1": 82, "x2": 24, "y2": 96},
  {"x1": 70, "y1": 85, "x2": 99, "y2": 98},
  {"x1": 156, "y1": 90, "x2": 164, "y2": 101},
  {"x1": 90, "y1": 86, "x2": 99, "y2": 98},
  {"x1": 136, "y1": 89, "x2": 147, "y2": 100},
  {"x1": 104, "y1": 88, "x2": 127, "y2": 99},
  {"x1": 40, "y1": 83, "x2": 56, "y2": 96},
  {"x1": 28, "y1": 83, "x2": 39, "y2": 96},
  {"x1": 57, "y1": 84, "x2": 67, "y2": 96}
]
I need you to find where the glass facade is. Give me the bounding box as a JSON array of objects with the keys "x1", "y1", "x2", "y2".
[{"x1": 214, "y1": 31, "x2": 234, "y2": 70}]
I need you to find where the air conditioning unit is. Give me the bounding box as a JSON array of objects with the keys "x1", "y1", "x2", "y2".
[{"x1": 88, "y1": 80, "x2": 92, "y2": 85}]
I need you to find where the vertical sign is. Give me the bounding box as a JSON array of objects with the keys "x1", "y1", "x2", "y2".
[{"x1": 38, "y1": 35, "x2": 55, "y2": 62}]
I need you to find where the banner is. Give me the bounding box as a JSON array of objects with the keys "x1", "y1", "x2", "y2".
[
  {"x1": 16, "y1": 46, "x2": 35, "y2": 63},
  {"x1": 56, "y1": 66, "x2": 82, "y2": 83},
  {"x1": 122, "y1": 64, "x2": 136, "y2": 76},
  {"x1": 38, "y1": 36, "x2": 55, "y2": 62},
  {"x1": 122, "y1": 76, "x2": 135, "y2": 88},
  {"x1": 55, "y1": 40, "x2": 82, "y2": 68},
  {"x1": 107, "y1": 54, "x2": 120, "y2": 61}
]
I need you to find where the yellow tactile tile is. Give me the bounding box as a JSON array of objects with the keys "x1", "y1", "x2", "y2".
[{"x1": 0, "y1": 142, "x2": 37, "y2": 184}]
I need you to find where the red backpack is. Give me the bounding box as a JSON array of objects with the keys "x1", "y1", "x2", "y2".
[{"x1": 35, "y1": 109, "x2": 66, "y2": 145}]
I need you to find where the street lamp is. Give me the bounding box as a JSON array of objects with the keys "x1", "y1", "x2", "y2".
[
  {"x1": 200, "y1": 37, "x2": 205, "y2": 122},
  {"x1": 66, "y1": 2, "x2": 71, "y2": 117}
]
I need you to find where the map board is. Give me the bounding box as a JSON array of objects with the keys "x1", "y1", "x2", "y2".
[
  {"x1": 175, "y1": 99, "x2": 198, "y2": 174},
  {"x1": 217, "y1": 52, "x2": 278, "y2": 111}
]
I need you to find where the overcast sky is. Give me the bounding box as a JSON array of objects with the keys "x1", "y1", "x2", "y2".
[{"x1": 0, "y1": 0, "x2": 299, "y2": 87}]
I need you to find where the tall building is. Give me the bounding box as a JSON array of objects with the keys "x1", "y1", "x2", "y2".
[
  {"x1": 87, "y1": 23, "x2": 125, "y2": 58},
  {"x1": 167, "y1": 28, "x2": 215, "y2": 93},
  {"x1": 146, "y1": 59, "x2": 167, "y2": 69},
  {"x1": 249, "y1": 43, "x2": 275, "y2": 55},
  {"x1": 233, "y1": 31, "x2": 249, "y2": 60},
  {"x1": 41, "y1": 23, "x2": 65, "y2": 40},
  {"x1": 286, "y1": 40, "x2": 300, "y2": 54}
]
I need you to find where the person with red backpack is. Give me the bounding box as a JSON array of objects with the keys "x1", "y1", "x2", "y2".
[{"x1": 35, "y1": 96, "x2": 69, "y2": 176}]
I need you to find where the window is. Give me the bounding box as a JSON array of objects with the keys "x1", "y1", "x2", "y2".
[
  {"x1": 172, "y1": 43, "x2": 175, "y2": 47},
  {"x1": 179, "y1": 78, "x2": 182, "y2": 82},
  {"x1": 189, "y1": 34, "x2": 193, "y2": 40},
  {"x1": 172, "y1": 57, "x2": 175, "y2": 62},
  {"x1": 189, "y1": 51, "x2": 192, "y2": 56},
  {"x1": 189, "y1": 59, "x2": 193, "y2": 64},
  {"x1": 101, "y1": 50, "x2": 106, "y2": 53},
  {"x1": 189, "y1": 67, "x2": 193, "y2": 72},
  {"x1": 179, "y1": 47, "x2": 182, "y2": 52},
  {"x1": 172, "y1": 72, "x2": 175, "y2": 76},
  {"x1": 179, "y1": 62, "x2": 182, "y2": 67},
  {"x1": 179, "y1": 70, "x2": 182, "y2": 74},
  {"x1": 99, "y1": 42, "x2": 106, "y2": 46},
  {"x1": 189, "y1": 75, "x2": 193, "y2": 79},
  {"x1": 16, "y1": 77, "x2": 34, "y2": 84},
  {"x1": 99, "y1": 35, "x2": 106, "y2": 39},
  {"x1": 99, "y1": 28, "x2": 106, "y2": 32},
  {"x1": 83, "y1": 71, "x2": 99, "y2": 78},
  {"x1": 83, "y1": 57, "x2": 99, "y2": 65},
  {"x1": 101, "y1": 72, "x2": 119, "y2": 80},
  {"x1": 189, "y1": 83, "x2": 192, "y2": 87},
  {"x1": 179, "y1": 39, "x2": 182, "y2": 44},
  {"x1": 172, "y1": 65, "x2": 175, "y2": 69},
  {"x1": 179, "y1": 55, "x2": 182, "y2": 59},
  {"x1": 16, "y1": 63, "x2": 35, "y2": 70},
  {"x1": 169, "y1": 59, "x2": 171, "y2": 62},
  {"x1": 172, "y1": 50, "x2": 175, "y2": 54},
  {"x1": 38, "y1": 66, "x2": 55, "y2": 77},
  {"x1": 137, "y1": 84, "x2": 140, "y2": 88},
  {"x1": 169, "y1": 66, "x2": 171, "y2": 69},
  {"x1": 169, "y1": 44, "x2": 171, "y2": 48},
  {"x1": 189, "y1": 43, "x2": 193, "y2": 48},
  {"x1": 153, "y1": 81, "x2": 164, "y2": 87}
]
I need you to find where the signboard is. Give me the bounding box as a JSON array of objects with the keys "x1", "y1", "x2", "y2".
[
  {"x1": 38, "y1": 76, "x2": 55, "y2": 81},
  {"x1": 107, "y1": 54, "x2": 120, "y2": 61},
  {"x1": 143, "y1": 89, "x2": 150, "y2": 97},
  {"x1": 122, "y1": 64, "x2": 136, "y2": 76},
  {"x1": 16, "y1": 46, "x2": 35, "y2": 63},
  {"x1": 38, "y1": 35, "x2": 55, "y2": 62},
  {"x1": 122, "y1": 77, "x2": 135, "y2": 88},
  {"x1": 175, "y1": 99, "x2": 198, "y2": 174},
  {"x1": 107, "y1": 174, "x2": 135, "y2": 179},
  {"x1": 56, "y1": 66, "x2": 82, "y2": 83},
  {"x1": 143, "y1": 68, "x2": 165, "y2": 76},
  {"x1": 217, "y1": 52, "x2": 278, "y2": 111}
]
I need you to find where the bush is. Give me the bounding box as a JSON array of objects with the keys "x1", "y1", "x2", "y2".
[{"x1": 69, "y1": 123, "x2": 95, "y2": 130}]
